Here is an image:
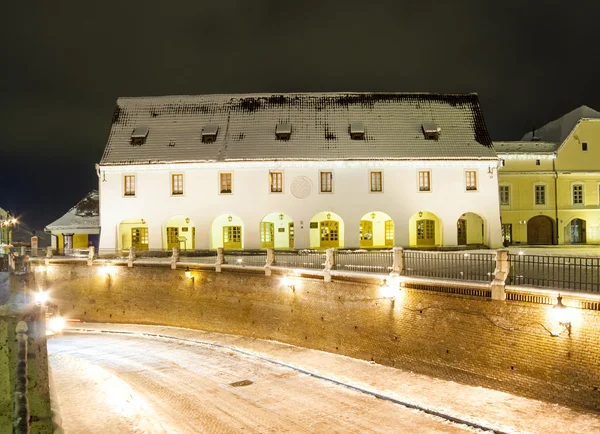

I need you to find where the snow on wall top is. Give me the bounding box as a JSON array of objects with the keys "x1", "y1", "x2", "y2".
[
  {"x1": 45, "y1": 190, "x2": 100, "y2": 230},
  {"x1": 99, "y1": 92, "x2": 497, "y2": 165},
  {"x1": 493, "y1": 141, "x2": 558, "y2": 154},
  {"x1": 520, "y1": 105, "x2": 600, "y2": 143}
]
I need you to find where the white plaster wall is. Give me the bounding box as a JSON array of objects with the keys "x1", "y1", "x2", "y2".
[{"x1": 98, "y1": 160, "x2": 503, "y2": 250}]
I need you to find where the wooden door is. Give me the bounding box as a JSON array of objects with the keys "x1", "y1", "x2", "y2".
[
  {"x1": 527, "y1": 216, "x2": 553, "y2": 245},
  {"x1": 416, "y1": 219, "x2": 435, "y2": 246},
  {"x1": 320, "y1": 221, "x2": 339, "y2": 248},
  {"x1": 359, "y1": 220, "x2": 373, "y2": 248},
  {"x1": 260, "y1": 222, "x2": 275, "y2": 248},
  {"x1": 131, "y1": 227, "x2": 149, "y2": 251},
  {"x1": 384, "y1": 220, "x2": 394, "y2": 247},
  {"x1": 223, "y1": 226, "x2": 242, "y2": 249},
  {"x1": 166, "y1": 227, "x2": 179, "y2": 249},
  {"x1": 288, "y1": 222, "x2": 294, "y2": 249},
  {"x1": 457, "y1": 219, "x2": 467, "y2": 245}
]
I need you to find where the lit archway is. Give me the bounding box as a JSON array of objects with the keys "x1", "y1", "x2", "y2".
[
  {"x1": 310, "y1": 211, "x2": 344, "y2": 249},
  {"x1": 408, "y1": 211, "x2": 442, "y2": 247},
  {"x1": 566, "y1": 218, "x2": 586, "y2": 244},
  {"x1": 211, "y1": 214, "x2": 244, "y2": 250},
  {"x1": 118, "y1": 217, "x2": 149, "y2": 251},
  {"x1": 163, "y1": 215, "x2": 195, "y2": 250},
  {"x1": 359, "y1": 211, "x2": 394, "y2": 248},
  {"x1": 260, "y1": 212, "x2": 294, "y2": 249},
  {"x1": 457, "y1": 212, "x2": 486, "y2": 246}
]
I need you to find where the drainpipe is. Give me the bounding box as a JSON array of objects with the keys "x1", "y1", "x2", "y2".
[{"x1": 553, "y1": 154, "x2": 559, "y2": 245}]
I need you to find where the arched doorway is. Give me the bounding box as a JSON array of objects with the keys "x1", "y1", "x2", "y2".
[
  {"x1": 457, "y1": 212, "x2": 485, "y2": 246},
  {"x1": 527, "y1": 216, "x2": 554, "y2": 245},
  {"x1": 164, "y1": 215, "x2": 195, "y2": 250},
  {"x1": 119, "y1": 217, "x2": 149, "y2": 251},
  {"x1": 260, "y1": 212, "x2": 294, "y2": 249},
  {"x1": 409, "y1": 212, "x2": 442, "y2": 247},
  {"x1": 568, "y1": 218, "x2": 586, "y2": 244},
  {"x1": 310, "y1": 211, "x2": 344, "y2": 249},
  {"x1": 211, "y1": 214, "x2": 244, "y2": 250},
  {"x1": 359, "y1": 211, "x2": 394, "y2": 248}
]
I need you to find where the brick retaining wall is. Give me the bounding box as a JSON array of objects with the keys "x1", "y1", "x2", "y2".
[{"x1": 39, "y1": 263, "x2": 600, "y2": 411}]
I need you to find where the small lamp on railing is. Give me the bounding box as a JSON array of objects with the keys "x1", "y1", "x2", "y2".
[
  {"x1": 380, "y1": 278, "x2": 400, "y2": 299},
  {"x1": 185, "y1": 266, "x2": 194, "y2": 285},
  {"x1": 281, "y1": 275, "x2": 297, "y2": 292},
  {"x1": 552, "y1": 294, "x2": 572, "y2": 336}
]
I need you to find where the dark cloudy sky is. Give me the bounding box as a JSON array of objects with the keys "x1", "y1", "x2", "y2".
[{"x1": 2, "y1": 0, "x2": 599, "y2": 228}]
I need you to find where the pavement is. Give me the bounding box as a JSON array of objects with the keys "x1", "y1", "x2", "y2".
[{"x1": 48, "y1": 323, "x2": 600, "y2": 434}]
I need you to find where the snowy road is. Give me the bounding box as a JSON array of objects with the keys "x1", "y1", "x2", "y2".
[{"x1": 48, "y1": 332, "x2": 473, "y2": 434}]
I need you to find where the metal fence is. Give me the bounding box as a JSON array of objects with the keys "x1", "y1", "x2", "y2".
[
  {"x1": 223, "y1": 251, "x2": 267, "y2": 267},
  {"x1": 273, "y1": 250, "x2": 326, "y2": 271},
  {"x1": 333, "y1": 250, "x2": 393, "y2": 274},
  {"x1": 508, "y1": 254, "x2": 600, "y2": 292},
  {"x1": 404, "y1": 251, "x2": 496, "y2": 283}
]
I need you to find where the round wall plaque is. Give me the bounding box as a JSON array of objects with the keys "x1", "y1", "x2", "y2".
[{"x1": 291, "y1": 176, "x2": 312, "y2": 199}]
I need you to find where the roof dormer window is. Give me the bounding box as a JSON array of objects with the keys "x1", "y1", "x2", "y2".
[
  {"x1": 422, "y1": 123, "x2": 441, "y2": 140},
  {"x1": 130, "y1": 126, "x2": 149, "y2": 146},
  {"x1": 350, "y1": 122, "x2": 365, "y2": 140},
  {"x1": 276, "y1": 122, "x2": 291, "y2": 140},
  {"x1": 202, "y1": 124, "x2": 219, "y2": 143}
]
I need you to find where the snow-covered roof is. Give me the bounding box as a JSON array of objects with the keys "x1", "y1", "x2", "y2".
[
  {"x1": 99, "y1": 92, "x2": 497, "y2": 165},
  {"x1": 45, "y1": 191, "x2": 100, "y2": 231},
  {"x1": 521, "y1": 105, "x2": 600, "y2": 143},
  {"x1": 493, "y1": 141, "x2": 558, "y2": 154}
]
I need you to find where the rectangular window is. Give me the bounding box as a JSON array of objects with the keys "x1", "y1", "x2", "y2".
[
  {"x1": 535, "y1": 185, "x2": 546, "y2": 205},
  {"x1": 124, "y1": 175, "x2": 136, "y2": 196},
  {"x1": 465, "y1": 171, "x2": 477, "y2": 191},
  {"x1": 499, "y1": 185, "x2": 510, "y2": 205},
  {"x1": 501, "y1": 224, "x2": 512, "y2": 244},
  {"x1": 418, "y1": 171, "x2": 431, "y2": 192},
  {"x1": 172, "y1": 174, "x2": 184, "y2": 195},
  {"x1": 573, "y1": 184, "x2": 583, "y2": 204},
  {"x1": 535, "y1": 159, "x2": 541, "y2": 166},
  {"x1": 370, "y1": 171, "x2": 382, "y2": 192},
  {"x1": 582, "y1": 142, "x2": 588, "y2": 151},
  {"x1": 220, "y1": 172, "x2": 232, "y2": 194},
  {"x1": 320, "y1": 171, "x2": 333, "y2": 193},
  {"x1": 270, "y1": 171, "x2": 283, "y2": 193}
]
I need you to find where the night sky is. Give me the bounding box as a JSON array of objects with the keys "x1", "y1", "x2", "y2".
[{"x1": 2, "y1": 1, "x2": 599, "y2": 229}]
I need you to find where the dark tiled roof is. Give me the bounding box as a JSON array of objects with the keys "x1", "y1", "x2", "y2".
[
  {"x1": 100, "y1": 92, "x2": 497, "y2": 165},
  {"x1": 493, "y1": 141, "x2": 558, "y2": 154}
]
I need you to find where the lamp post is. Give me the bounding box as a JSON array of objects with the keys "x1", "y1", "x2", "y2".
[{"x1": 1, "y1": 212, "x2": 18, "y2": 247}]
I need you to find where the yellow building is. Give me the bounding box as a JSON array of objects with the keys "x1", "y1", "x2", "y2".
[{"x1": 495, "y1": 106, "x2": 600, "y2": 245}]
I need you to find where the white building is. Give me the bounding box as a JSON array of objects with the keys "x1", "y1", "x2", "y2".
[{"x1": 97, "y1": 92, "x2": 502, "y2": 252}]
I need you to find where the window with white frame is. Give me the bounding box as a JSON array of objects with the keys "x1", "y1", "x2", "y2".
[
  {"x1": 465, "y1": 170, "x2": 477, "y2": 191},
  {"x1": 535, "y1": 184, "x2": 546, "y2": 205},
  {"x1": 370, "y1": 171, "x2": 382, "y2": 192},
  {"x1": 172, "y1": 174, "x2": 184, "y2": 195},
  {"x1": 320, "y1": 171, "x2": 333, "y2": 193},
  {"x1": 124, "y1": 175, "x2": 136, "y2": 196},
  {"x1": 573, "y1": 184, "x2": 584, "y2": 204},
  {"x1": 220, "y1": 172, "x2": 232, "y2": 194},
  {"x1": 499, "y1": 185, "x2": 510, "y2": 205},
  {"x1": 418, "y1": 170, "x2": 431, "y2": 192},
  {"x1": 270, "y1": 171, "x2": 283, "y2": 193}
]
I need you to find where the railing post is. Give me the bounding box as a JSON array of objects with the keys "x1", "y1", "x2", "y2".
[
  {"x1": 323, "y1": 248, "x2": 334, "y2": 282},
  {"x1": 491, "y1": 249, "x2": 509, "y2": 300},
  {"x1": 390, "y1": 247, "x2": 404, "y2": 277},
  {"x1": 45, "y1": 247, "x2": 53, "y2": 266},
  {"x1": 171, "y1": 247, "x2": 179, "y2": 270},
  {"x1": 20, "y1": 246, "x2": 26, "y2": 256},
  {"x1": 127, "y1": 247, "x2": 135, "y2": 268},
  {"x1": 265, "y1": 248, "x2": 274, "y2": 276},
  {"x1": 13, "y1": 320, "x2": 29, "y2": 434},
  {"x1": 87, "y1": 246, "x2": 95, "y2": 266},
  {"x1": 216, "y1": 247, "x2": 224, "y2": 272}
]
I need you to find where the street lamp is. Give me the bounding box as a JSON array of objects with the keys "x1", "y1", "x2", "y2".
[{"x1": 0, "y1": 212, "x2": 18, "y2": 246}]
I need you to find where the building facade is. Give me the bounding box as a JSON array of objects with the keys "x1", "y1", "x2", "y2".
[
  {"x1": 97, "y1": 93, "x2": 503, "y2": 252},
  {"x1": 496, "y1": 106, "x2": 600, "y2": 245}
]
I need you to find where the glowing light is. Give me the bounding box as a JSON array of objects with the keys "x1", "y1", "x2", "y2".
[
  {"x1": 48, "y1": 316, "x2": 65, "y2": 333},
  {"x1": 464, "y1": 253, "x2": 470, "y2": 257},
  {"x1": 34, "y1": 291, "x2": 48, "y2": 305},
  {"x1": 185, "y1": 266, "x2": 192, "y2": 279},
  {"x1": 237, "y1": 258, "x2": 243, "y2": 263},
  {"x1": 380, "y1": 277, "x2": 400, "y2": 299},
  {"x1": 518, "y1": 251, "x2": 524, "y2": 256},
  {"x1": 98, "y1": 264, "x2": 117, "y2": 278},
  {"x1": 36, "y1": 265, "x2": 46, "y2": 273}
]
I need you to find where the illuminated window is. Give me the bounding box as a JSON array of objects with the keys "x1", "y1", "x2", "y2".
[
  {"x1": 220, "y1": 173, "x2": 232, "y2": 194},
  {"x1": 320, "y1": 171, "x2": 333, "y2": 193},
  {"x1": 465, "y1": 171, "x2": 477, "y2": 191},
  {"x1": 370, "y1": 171, "x2": 382, "y2": 192},
  {"x1": 573, "y1": 184, "x2": 584, "y2": 204},
  {"x1": 499, "y1": 185, "x2": 510, "y2": 205},
  {"x1": 124, "y1": 175, "x2": 136, "y2": 196},
  {"x1": 418, "y1": 171, "x2": 431, "y2": 192},
  {"x1": 535, "y1": 185, "x2": 546, "y2": 205},
  {"x1": 172, "y1": 174, "x2": 184, "y2": 195},
  {"x1": 270, "y1": 171, "x2": 283, "y2": 193}
]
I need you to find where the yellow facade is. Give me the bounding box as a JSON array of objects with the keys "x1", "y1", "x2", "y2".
[{"x1": 498, "y1": 119, "x2": 600, "y2": 245}]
